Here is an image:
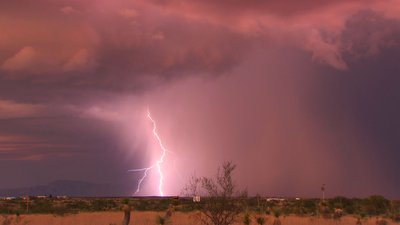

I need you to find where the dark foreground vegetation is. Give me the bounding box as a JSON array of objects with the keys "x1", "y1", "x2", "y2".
[{"x1": 0, "y1": 195, "x2": 399, "y2": 219}]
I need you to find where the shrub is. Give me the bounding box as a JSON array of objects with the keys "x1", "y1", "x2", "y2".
[
  {"x1": 243, "y1": 213, "x2": 251, "y2": 225},
  {"x1": 156, "y1": 215, "x2": 168, "y2": 225},
  {"x1": 256, "y1": 217, "x2": 265, "y2": 225},
  {"x1": 376, "y1": 218, "x2": 388, "y2": 225},
  {"x1": 363, "y1": 196, "x2": 389, "y2": 216}
]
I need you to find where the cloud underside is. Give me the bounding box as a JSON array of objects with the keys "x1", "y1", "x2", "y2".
[{"x1": 0, "y1": 1, "x2": 399, "y2": 89}]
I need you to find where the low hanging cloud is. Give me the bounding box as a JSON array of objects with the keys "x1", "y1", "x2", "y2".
[
  {"x1": 0, "y1": 100, "x2": 45, "y2": 119},
  {"x1": 2, "y1": 47, "x2": 39, "y2": 72},
  {"x1": 60, "y1": 6, "x2": 80, "y2": 15}
]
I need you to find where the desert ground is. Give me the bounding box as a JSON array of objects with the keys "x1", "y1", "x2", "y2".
[{"x1": 0, "y1": 212, "x2": 397, "y2": 225}]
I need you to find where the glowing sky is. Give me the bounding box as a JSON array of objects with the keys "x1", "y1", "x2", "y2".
[{"x1": 0, "y1": 0, "x2": 399, "y2": 198}]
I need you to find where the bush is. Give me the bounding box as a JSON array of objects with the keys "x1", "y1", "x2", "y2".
[
  {"x1": 30, "y1": 199, "x2": 53, "y2": 214},
  {"x1": 273, "y1": 209, "x2": 281, "y2": 218},
  {"x1": 392, "y1": 214, "x2": 400, "y2": 222},
  {"x1": 376, "y1": 218, "x2": 388, "y2": 225},
  {"x1": 156, "y1": 215, "x2": 169, "y2": 225},
  {"x1": 302, "y1": 199, "x2": 318, "y2": 215},
  {"x1": 243, "y1": 213, "x2": 251, "y2": 225},
  {"x1": 256, "y1": 217, "x2": 265, "y2": 225},
  {"x1": 91, "y1": 199, "x2": 117, "y2": 211},
  {"x1": 329, "y1": 196, "x2": 354, "y2": 214},
  {"x1": 363, "y1": 196, "x2": 389, "y2": 216}
]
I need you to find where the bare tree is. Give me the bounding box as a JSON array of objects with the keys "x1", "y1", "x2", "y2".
[
  {"x1": 182, "y1": 173, "x2": 201, "y2": 197},
  {"x1": 184, "y1": 162, "x2": 247, "y2": 225}
]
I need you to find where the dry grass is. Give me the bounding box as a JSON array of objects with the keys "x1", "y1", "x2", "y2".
[
  {"x1": 0, "y1": 212, "x2": 196, "y2": 225},
  {"x1": 0, "y1": 212, "x2": 397, "y2": 225}
]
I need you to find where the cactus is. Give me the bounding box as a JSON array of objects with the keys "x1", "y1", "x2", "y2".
[
  {"x1": 273, "y1": 210, "x2": 281, "y2": 225},
  {"x1": 272, "y1": 218, "x2": 281, "y2": 225},
  {"x1": 122, "y1": 203, "x2": 131, "y2": 225},
  {"x1": 165, "y1": 204, "x2": 174, "y2": 219}
]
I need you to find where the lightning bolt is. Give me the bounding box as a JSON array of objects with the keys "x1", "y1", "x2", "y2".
[{"x1": 128, "y1": 109, "x2": 167, "y2": 196}]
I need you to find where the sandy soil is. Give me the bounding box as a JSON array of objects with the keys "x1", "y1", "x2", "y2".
[{"x1": 0, "y1": 212, "x2": 397, "y2": 225}]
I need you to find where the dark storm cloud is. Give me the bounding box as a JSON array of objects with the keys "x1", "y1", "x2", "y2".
[
  {"x1": 0, "y1": 112, "x2": 144, "y2": 190},
  {"x1": 0, "y1": 0, "x2": 249, "y2": 103},
  {"x1": 279, "y1": 12, "x2": 400, "y2": 197},
  {"x1": 145, "y1": 0, "x2": 368, "y2": 16},
  {"x1": 0, "y1": 0, "x2": 398, "y2": 101},
  {"x1": 312, "y1": 11, "x2": 400, "y2": 161},
  {"x1": 341, "y1": 11, "x2": 400, "y2": 58},
  {"x1": 0, "y1": 114, "x2": 116, "y2": 158},
  {"x1": 310, "y1": 46, "x2": 400, "y2": 196}
]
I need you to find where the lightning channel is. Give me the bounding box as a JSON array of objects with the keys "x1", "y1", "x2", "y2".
[{"x1": 128, "y1": 109, "x2": 168, "y2": 196}]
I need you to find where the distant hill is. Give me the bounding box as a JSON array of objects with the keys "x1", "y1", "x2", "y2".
[{"x1": 0, "y1": 180, "x2": 128, "y2": 197}]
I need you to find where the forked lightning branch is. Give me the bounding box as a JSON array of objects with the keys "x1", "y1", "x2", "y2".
[{"x1": 128, "y1": 109, "x2": 168, "y2": 196}]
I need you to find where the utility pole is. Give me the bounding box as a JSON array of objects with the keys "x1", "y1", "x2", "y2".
[{"x1": 321, "y1": 184, "x2": 326, "y2": 202}]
